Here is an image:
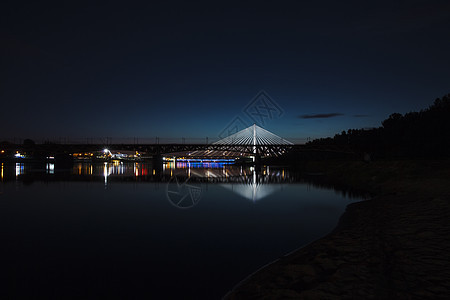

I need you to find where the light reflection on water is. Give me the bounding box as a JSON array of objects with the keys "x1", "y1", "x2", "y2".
[
  {"x1": 46, "y1": 163, "x2": 54, "y2": 174},
  {"x1": 15, "y1": 162, "x2": 24, "y2": 176},
  {"x1": 67, "y1": 162, "x2": 293, "y2": 186},
  {"x1": 1, "y1": 161, "x2": 364, "y2": 201}
]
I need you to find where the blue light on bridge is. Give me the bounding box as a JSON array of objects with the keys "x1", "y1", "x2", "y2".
[
  {"x1": 176, "y1": 159, "x2": 235, "y2": 169},
  {"x1": 176, "y1": 158, "x2": 235, "y2": 163}
]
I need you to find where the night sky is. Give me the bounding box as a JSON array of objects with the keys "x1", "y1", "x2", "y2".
[{"x1": 2, "y1": 1, "x2": 450, "y2": 142}]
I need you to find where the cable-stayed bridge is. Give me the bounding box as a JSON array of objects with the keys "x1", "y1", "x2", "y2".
[
  {"x1": 5, "y1": 125, "x2": 358, "y2": 162},
  {"x1": 169, "y1": 124, "x2": 294, "y2": 159},
  {"x1": 6, "y1": 124, "x2": 301, "y2": 160}
]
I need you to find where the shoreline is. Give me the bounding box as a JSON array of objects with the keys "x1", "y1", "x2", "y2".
[
  {"x1": 225, "y1": 160, "x2": 450, "y2": 299},
  {"x1": 222, "y1": 195, "x2": 369, "y2": 299}
]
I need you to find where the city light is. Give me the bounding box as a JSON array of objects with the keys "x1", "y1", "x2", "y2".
[{"x1": 15, "y1": 153, "x2": 25, "y2": 158}]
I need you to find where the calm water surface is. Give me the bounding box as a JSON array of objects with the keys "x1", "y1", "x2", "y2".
[{"x1": 0, "y1": 161, "x2": 362, "y2": 299}]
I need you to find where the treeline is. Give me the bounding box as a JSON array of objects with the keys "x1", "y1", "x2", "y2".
[{"x1": 308, "y1": 94, "x2": 450, "y2": 158}]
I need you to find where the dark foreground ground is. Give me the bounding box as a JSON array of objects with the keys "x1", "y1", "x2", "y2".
[{"x1": 225, "y1": 160, "x2": 450, "y2": 299}]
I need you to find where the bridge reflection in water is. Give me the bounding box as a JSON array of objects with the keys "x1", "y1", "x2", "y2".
[
  {"x1": 163, "y1": 161, "x2": 289, "y2": 202},
  {"x1": 3, "y1": 161, "x2": 363, "y2": 200}
]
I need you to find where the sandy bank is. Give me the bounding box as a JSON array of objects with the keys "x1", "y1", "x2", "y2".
[{"x1": 225, "y1": 160, "x2": 450, "y2": 299}]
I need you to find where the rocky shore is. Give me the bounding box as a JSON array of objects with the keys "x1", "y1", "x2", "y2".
[{"x1": 225, "y1": 160, "x2": 450, "y2": 299}]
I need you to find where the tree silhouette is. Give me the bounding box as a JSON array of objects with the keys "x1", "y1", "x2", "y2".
[{"x1": 307, "y1": 94, "x2": 450, "y2": 158}]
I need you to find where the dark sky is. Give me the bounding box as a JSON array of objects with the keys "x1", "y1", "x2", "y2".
[{"x1": 1, "y1": 1, "x2": 450, "y2": 142}]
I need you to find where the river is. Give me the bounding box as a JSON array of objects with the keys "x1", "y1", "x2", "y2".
[{"x1": 0, "y1": 161, "x2": 362, "y2": 299}]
